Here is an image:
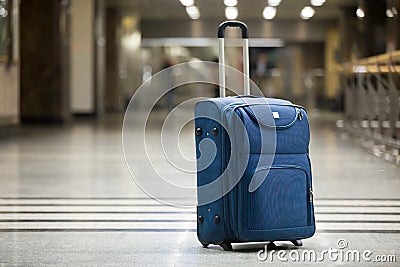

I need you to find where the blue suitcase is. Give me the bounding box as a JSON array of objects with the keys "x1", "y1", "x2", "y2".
[{"x1": 195, "y1": 21, "x2": 315, "y2": 251}]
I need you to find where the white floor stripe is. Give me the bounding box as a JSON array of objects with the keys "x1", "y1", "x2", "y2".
[
  {"x1": 316, "y1": 222, "x2": 400, "y2": 231},
  {"x1": 0, "y1": 199, "x2": 195, "y2": 205},
  {"x1": 314, "y1": 200, "x2": 400, "y2": 206},
  {"x1": 1, "y1": 206, "x2": 399, "y2": 213},
  {"x1": 1, "y1": 199, "x2": 399, "y2": 206},
  {"x1": 314, "y1": 206, "x2": 400, "y2": 213},
  {"x1": 0, "y1": 213, "x2": 400, "y2": 221},
  {"x1": 0, "y1": 206, "x2": 195, "y2": 212},
  {"x1": 0, "y1": 213, "x2": 196, "y2": 220},
  {"x1": 315, "y1": 214, "x2": 400, "y2": 221},
  {"x1": 0, "y1": 222, "x2": 197, "y2": 229},
  {"x1": 0, "y1": 222, "x2": 399, "y2": 231}
]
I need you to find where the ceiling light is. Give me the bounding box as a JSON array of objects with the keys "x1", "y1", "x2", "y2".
[
  {"x1": 268, "y1": 0, "x2": 281, "y2": 7},
  {"x1": 356, "y1": 7, "x2": 365, "y2": 18},
  {"x1": 300, "y1": 6, "x2": 315, "y2": 19},
  {"x1": 310, "y1": 0, "x2": 326, "y2": 7},
  {"x1": 179, "y1": 0, "x2": 194, "y2": 6},
  {"x1": 122, "y1": 32, "x2": 141, "y2": 51},
  {"x1": 225, "y1": 6, "x2": 238, "y2": 20},
  {"x1": 263, "y1": 6, "x2": 277, "y2": 20},
  {"x1": 353, "y1": 66, "x2": 367, "y2": 73},
  {"x1": 386, "y1": 8, "x2": 394, "y2": 18},
  {"x1": 0, "y1": 7, "x2": 7, "y2": 18},
  {"x1": 392, "y1": 7, "x2": 398, "y2": 15},
  {"x1": 223, "y1": 0, "x2": 238, "y2": 7},
  {"x1": 186, "y1": 5, "x2": 200, "y2": 20},
  {"x1": 189, "y1": 12, "x2": 200, "y2": 20}
]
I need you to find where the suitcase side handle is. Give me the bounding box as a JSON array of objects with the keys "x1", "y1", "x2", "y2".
[{"x1": 218, "y1": 21, "x2": 250, "y2": 98}]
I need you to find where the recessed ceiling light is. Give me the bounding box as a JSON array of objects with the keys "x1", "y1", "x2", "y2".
[
  {"x1": 186, "y1": 5, "x2": 200, "y2": 19},
  {"x1": 179, "y1": 0, "x2": 195, "y2": 7},
  {"x1": 225, "y1": 6, "x2": 238, "y2": 20},
  {"x1": 300, "y1": 6, "x2": 315, "y2": 19},
  {"x1": 356, "y1": 7, "x2": 365, "y2": 18},
  {"x1": 263, "y1": 6, "x2": 277, "y2": 20},
  {"x1": 268, "y1": 0, "x2": 281, "y2": 7},
  {"x1": 386, "y1": 9, "x2": 394, "y2": 18},
  {"x1": 310, "y1": 0, "x2": 326, "y2": 7},
  {"x1": 223, "y1": 0, "x2": 238, "y2": 7},
  {"x1": 189, "y1": 12, "x2": 200, "y2": 20}
]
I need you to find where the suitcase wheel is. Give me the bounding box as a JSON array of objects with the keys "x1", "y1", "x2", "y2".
[
  {"x1": 291, "y1": 240, "x2": 303, "y2": 247},
  {"x1": 267, "y1": 242, "x2": 277, "y2": 250},
  {"x1": 220, "y1": 242, "x2": 233, "y2": 251},
  {"x1": 200, "y1": 241, "x2": 210, "y2": 248}
]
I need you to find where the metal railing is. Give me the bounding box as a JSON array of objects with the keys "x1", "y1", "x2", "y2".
[{"x1": 338, "y1": 50, "x2": 400, "y2": 164}]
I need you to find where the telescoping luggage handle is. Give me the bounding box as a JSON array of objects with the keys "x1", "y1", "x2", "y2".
[{"x1": 218, "y1": 21, "x2": 250, "y2": 98}]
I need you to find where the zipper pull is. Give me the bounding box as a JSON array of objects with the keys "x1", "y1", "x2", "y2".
[
  {"x1": 297, "y1": 109, "x2": 303, "y2": 120},
  {"x1": 309, "y1": 188, "x2": 314, "y2": 202}
]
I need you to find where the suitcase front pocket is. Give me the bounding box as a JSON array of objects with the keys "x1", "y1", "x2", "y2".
[{"x1": 247, "y1": 166, "x2": 310, "y2": 231}]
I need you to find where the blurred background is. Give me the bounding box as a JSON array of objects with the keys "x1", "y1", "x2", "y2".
[
  {"x1": 0, "y1": 0, "x2": 397, "y2": 121},
  {"x1": 0, "y1": 0, "x2": 398, "y2": 164},
  {"x1": 0, "y1": 0, "x2": 399, "y2": 171},
  {"x1": 0, "y1": 1, "x2": 400, "y2": 264}
]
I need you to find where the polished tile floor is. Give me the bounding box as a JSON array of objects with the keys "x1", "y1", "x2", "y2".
[{"x1": 0, "y1": 113, "x2": 399, "y2": 266}]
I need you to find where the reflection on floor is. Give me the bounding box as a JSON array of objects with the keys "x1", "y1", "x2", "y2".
[{"x1": 0, "y1": 113, "x2": 399, "y2": 265}]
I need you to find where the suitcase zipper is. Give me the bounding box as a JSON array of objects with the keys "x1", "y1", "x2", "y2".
[
  {"x1": 298, "y1": 109, "x2": 303, "y2": 120},
  {"x1": 221, "y1": 102, "x2": 304, "y2": 113},
  {"x1": 222, "y1": 107, "x2": 247, "y2": 241},
  {"x1": 221, "y1": 116, "x2": 235, "y2": 241},
  {"x1": 222, "y1": 103, "x2": 304, "y2": 129}
]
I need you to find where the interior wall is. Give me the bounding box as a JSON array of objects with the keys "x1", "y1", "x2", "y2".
[
  {"x1": 325, "y1": 24, "x2": 340, "y2": 99},
  {"x1": 119, "y1": 15, "x2": 141, "y2": 104},
  {"x1": 95, "y1": 0, "x2": 106, "y2": 115},
  {"x1": 20, "y1": 0, "x2": 71, "y2": 123},
  {"x1": 0, "y1": 0, "x2": 19, "y2": 126},
  {"x1": 0, "y1": 64, "x2": 19, "y2": 126},
  {"x1": 105, "y1": 8, "x2": 122, "y2": 112},
  {"x1": 70, "y1": 0, "x2": 95, "y2": 114}
]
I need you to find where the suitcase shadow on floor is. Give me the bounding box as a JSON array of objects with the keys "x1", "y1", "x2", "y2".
[
  {"x1": 205, "y1": 242, "x2": 301, "y2": 253},
  {"x1": 234, "y1": 242, "x2": 301, "y2": 253}
]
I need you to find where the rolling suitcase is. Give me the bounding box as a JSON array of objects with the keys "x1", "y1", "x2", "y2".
[{"x1": 195, "y1": 21, "x2": 315, "y2": 251}]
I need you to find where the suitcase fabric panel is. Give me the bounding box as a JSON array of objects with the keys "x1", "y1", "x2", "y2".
[
  {"x1": 238, "y1": 105, "x2": 310, "y2": 154},
  {"x1": 195, "y1": 103, "x2": 227, "y2": 244},
  {"x1": 234, "y1": 153, "x2": 314, "y2": 239},
  {"x1": 248, "y1": 167, "x2": 308, "y2": 230}
]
